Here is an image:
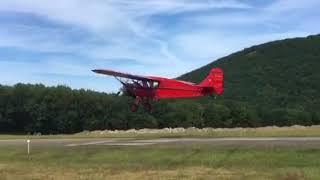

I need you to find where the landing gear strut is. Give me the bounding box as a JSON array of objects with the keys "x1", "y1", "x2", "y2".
[
  {"x1": 131, "y1": 96, "x2": 141, "y2": 112},
  {"x1": 143, "y1": 97, "x2": 151, "y2": 111},
  {"x1": 131, "y1": 96, "x2": 152, "y2": 112}
]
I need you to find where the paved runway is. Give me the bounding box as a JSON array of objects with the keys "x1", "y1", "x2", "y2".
[{"x1": 1, "y1": 137, "x2": 320, "y2": 147}]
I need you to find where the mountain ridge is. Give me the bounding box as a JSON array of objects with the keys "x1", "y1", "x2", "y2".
[{"x1": 178, "y1": 34, "x2": 320, "y2": 109}]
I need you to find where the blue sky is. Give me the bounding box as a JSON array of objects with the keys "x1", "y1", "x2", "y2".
[{"x1": 0, "y1": 0, "x2": 320, "y2": 92}]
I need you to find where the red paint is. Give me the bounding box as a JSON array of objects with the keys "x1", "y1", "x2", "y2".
[{"x1": 92, "y1": 68, "x2": 224, "y2": 111}]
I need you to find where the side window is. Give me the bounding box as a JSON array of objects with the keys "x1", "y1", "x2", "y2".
[{"x1": 153, "y1": 81, "x2": 159, "y2": 88}]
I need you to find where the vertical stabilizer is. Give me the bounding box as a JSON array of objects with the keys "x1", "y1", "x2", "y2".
[{"x1": 199, "y1": 68, "x2": 224, "y2": 95}]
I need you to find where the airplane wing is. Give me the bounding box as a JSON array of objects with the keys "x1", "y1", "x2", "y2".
[{"x1": 92, "y1": 69, "x2": 158, "y2": 82}]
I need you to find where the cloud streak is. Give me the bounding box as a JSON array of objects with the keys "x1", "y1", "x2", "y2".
[
  {"x1": 109, "y1": 0, "x2": 251, "y2": 17},
  {"x1": 0, "y1": 0, "x2": 319, "y2": 92}
]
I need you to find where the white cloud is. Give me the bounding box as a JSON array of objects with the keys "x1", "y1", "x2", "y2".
[
  {"x1": 172, "y1": 32, "x2": 233, "y2": 60},
  {"x1": 0, "y1": 0, "x2": 123, "y2": 32},
  {"x1": 0, "y1": 0, "x2": 184, "y2": 68},
  {"x1": 0, "y1": 0, "x2": 319, "y2": 91},
  {"x1": 109, "y1": 0, "x2": 251, "y2": 17},
  {"x1": 0, "y1": 24, "x2": 84, "y2": 53},
  {"x1": 170, "y1": 31, "x2": 311, "y2": 65},
  {"x1": 266, "y1": 0, "x2": 320, "y2": 12}
]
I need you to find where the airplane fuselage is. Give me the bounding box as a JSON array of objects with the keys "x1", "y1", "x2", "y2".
[{"x1": 124, "y1": 77, "x2": 213, "y2": 100}]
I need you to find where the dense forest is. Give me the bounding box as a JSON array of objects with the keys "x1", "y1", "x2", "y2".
[{"x1": 1, "y1": 34, "x2": 320, "y2": 134}]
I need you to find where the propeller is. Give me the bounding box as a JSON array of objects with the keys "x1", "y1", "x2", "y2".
[
  {"x1": 114, "y1": 86, "x2": 134, "y2": 97},
  {"x1": 114, "y1": 86, "x2": 128, "y2": 96},
  {"x1": 115, "y1": 91, "x2": 121, "y2": 96},
  {"x1": 114, "y1": 87, "x2": 124, "y2": 96}
]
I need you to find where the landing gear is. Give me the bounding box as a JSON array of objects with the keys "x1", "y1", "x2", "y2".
[
  {"x1": 130, "y1": 96, "x2": 152, "y2": 112},
  {"x1": 131, "y1": 104, "x2": 139, "y2": 112},
  {"x1": 131, "y1": 96, "x2": 141, "y2": 112},
  {"x1": 143, "y1": 98, "x2": 152, "y2": 111}
]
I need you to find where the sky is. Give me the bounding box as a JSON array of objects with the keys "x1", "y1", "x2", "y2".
[{"x1": 0, "y1": 0, "x2": 320, "y2": 92}]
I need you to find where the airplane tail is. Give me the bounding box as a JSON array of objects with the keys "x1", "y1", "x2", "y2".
[{"x1": 199, "y1": 68, "x2": 224, "y2": 95}]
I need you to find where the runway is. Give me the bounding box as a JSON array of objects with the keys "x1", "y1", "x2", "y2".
[{"x1": 1, "y1": 137, "x2": 320, "y2": 147}]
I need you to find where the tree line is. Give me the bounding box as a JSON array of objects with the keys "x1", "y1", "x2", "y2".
[{"x1": 0, "y1": 83, "x2": 319, "y2": 134}]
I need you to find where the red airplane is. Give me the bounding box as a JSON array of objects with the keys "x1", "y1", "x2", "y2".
[{"x1": 92, "y1": 68, "x2": 224, "y2": 112}]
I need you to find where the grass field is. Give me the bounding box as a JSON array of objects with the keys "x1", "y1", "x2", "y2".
[
  {"x1": 1, "y1": 125, "x2": 320, "y2": 140},
  {"x1": 0, "y1": 144, "x2": 319, "y2": 180},
  {"x1": 1, "y1": 126, "x2": 320, "y2": 179}
]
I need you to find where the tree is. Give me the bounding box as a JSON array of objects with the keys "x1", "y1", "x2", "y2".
[
  {"x1": 161, "y1": 101, "x2": 204, "y2": 128},
  {"x1": 203, "y1": 103, "x2": 231, "y2": 128}
]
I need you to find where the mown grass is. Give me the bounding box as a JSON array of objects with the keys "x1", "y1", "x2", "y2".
[
  {"x1": 1, "y1": 126, "x2": 320, "y2": 140},
  {"x1": 0, "y1": 144, "x2": 319, "y2": 179}
]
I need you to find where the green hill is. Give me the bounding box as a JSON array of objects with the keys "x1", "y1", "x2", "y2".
[{"x1": 179, "y1": 34, "x2": 320, "y2": 110}]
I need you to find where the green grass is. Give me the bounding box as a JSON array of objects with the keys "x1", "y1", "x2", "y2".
[
  {"x1": 1, "y1": 126, "x2": 320, "y2": 139},
  {"x1": 0, "y1": 144, "x2": 319, "y2": 179}
]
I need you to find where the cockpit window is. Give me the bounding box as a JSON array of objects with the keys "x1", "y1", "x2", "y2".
[{"x1": 153, "y1": 81, "x2": 159, "y2": 88}]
